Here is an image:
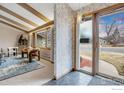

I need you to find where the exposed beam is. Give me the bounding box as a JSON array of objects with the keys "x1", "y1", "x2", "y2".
[
  {"x1": 29, "y1": 20, "x2": 54, "y2": 33},
  {"x1": 82, "y1": 3, "x2": 124, "y2": 16},
  {"x1": 17, "y1": 3, "x2": 50, "y2": 22},
  {"x1": 0, "y1": 15, "x2": 31, "y2": 30},
  {"x1": 0, "y1": 5, "x2": 39, "y2": 27},
  {"x1": 0, "y1": 20, "x2": 28, "y2": 33}
]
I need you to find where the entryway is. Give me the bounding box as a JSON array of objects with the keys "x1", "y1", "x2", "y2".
[{"x1": 77, "y1": 5, "x2": 124, "y2": 83}]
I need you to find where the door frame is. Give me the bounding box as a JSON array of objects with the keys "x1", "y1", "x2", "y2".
[
  {"x1": 76, "y1": 4, "x2": 124, "y2": 82},
  {"x1": 76, "y1": 14, "x2": 95, "y2": 75}
]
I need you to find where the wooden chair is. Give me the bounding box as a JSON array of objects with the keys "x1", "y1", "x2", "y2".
[
  {"x1": 21, "y1": 48, "x2": 29, "y2": 58},
  {"x1": 29, "y1": 49, "x2": 40, "y2": 62}
]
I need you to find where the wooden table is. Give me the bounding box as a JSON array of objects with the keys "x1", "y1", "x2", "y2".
[{"x1": 21, "y1": 48, "x2": 40, "y2": 62}]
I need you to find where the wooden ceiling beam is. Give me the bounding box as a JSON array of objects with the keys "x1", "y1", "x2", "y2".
[
  {"x1": 29, "y1": 20, "x2": 54, "y2": 33},
  {"x1": 82, "y1": 3, "x2": 124, "y2": 16},
  {"x1": 0, "y1": 20, "x2": 28, "y2": 33},
  {"x1": 0, "y1": 15, "x2": 31, "y2": 30},
  {"x1": 0, "y1": 5, "x2": 39, "y2": 27},
  {"x1": 17, "y1": 3, "x2": 50, "y2": 22}
]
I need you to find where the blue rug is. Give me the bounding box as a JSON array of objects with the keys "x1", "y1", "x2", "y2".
[{"x1": 0, "y1": 57, "x2": 45, "y2": 81}]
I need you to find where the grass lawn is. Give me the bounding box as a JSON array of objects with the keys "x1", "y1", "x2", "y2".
[
  {"x1": 80, "y1": 51, "x2": 124, "y2": 76},
  {"x1": 100, "y1": 52, "x2": 124, "y2": 76}
]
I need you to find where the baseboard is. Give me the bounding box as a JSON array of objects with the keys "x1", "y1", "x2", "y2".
[{"x1": 40, "y1": 57, "x2": 54, "y2": 64}]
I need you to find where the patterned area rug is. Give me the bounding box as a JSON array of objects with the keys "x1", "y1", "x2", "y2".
[{"x1": 0, "y1": 57, "x2": 45, "y2": 81}]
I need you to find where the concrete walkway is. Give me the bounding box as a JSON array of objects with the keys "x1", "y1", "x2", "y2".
[
  {"x1": 80, "y1": 55, "x2": 124, "y2": 80},
  {"x1": 99, "y1": 60, "x2": 124, "y2": 79}
]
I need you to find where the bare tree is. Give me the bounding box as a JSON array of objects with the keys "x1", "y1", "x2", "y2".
[{"x1": 104, "y1": 20, "x2": 120, "y2": 45}]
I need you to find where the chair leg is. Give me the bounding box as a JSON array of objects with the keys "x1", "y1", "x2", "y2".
[
  {"x1": 29, "y1": 54, "x2": 32, "y2": 62},
  {"x1": 22, "y1": 52, "x2": 24, "y2": 58},
  {"x1": 38, "y1": 56, "x2": 40, "y2": 61},
  {"x1": 38, "y1": 51, "x2": 40, "y2": 61}
]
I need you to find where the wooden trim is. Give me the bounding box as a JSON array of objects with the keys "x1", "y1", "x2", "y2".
[
  {"x1": 32, "y1": 33, "x2": 36, "y2": 48},
  {"x1": 75, "y1": 13, "x2": 81, "y2": 70},
  {"x1": 82, "y1": 3, "x2": 124, "y2": 17},
  {"x1": 73, "y1": 16, "x2": 77, "y2": 70},
  {"x1": 97, "y1": 5, "x2": 124, "y2": 17},
  {"x1": 92, "y1": 13, "x2": 99, "y2": 76},
  {"x1": 31, "y1": 27, "x2": 51, "y2": 33},
  {"x1": 0, "y1": 5, "x2": 38, "y2": 27},
  {"x1": 46, "y1": 31, "x2": 48, "y2": 47},
  {"x1": 0, "y1": 20, "x2": 28, "y2": 33},
  {"x1": 17, "y1": 3, "x2": 50, "y2": 22},
  {"x1": 96, "y1": 4, "x2": 124, "y2": 81},
  {"x1": 29, "y1": 20, "x2": 54, "y2": 33},
  {"x1": 0, "y1": 15, "x2": 31, "y2": 30},
  {"x1": 75, "y1": 3, "x2": 124, "y2": 78}
]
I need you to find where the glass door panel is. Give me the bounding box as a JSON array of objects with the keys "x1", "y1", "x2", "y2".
[
  {"x1": 98, "y1": 10, "x2": 124, "y2": 80},
  {"x1": 79, "y1": 16, "x2": 93, "y2": 73}
]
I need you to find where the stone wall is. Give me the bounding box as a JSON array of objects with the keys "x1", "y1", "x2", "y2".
[{"x1": 54, "y1": 4, "x2": 75, "y2": 79}]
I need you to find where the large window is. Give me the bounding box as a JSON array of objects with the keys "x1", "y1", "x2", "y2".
[
  {"x1": 37, "y1": 29, "x2": 52, "y2": 48},
  {"x1": 98, "y1": 10, "x2": 124, "y2": 80}
]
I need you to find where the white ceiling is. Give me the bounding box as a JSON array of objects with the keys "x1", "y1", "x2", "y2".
[
  {"x1": 0, "y1": 3, "x2": 54, "y2": 31},
  {"x1": 0, "y1": 3, "x2": 90, "y2": 32},
  {"x1": 0, "y1": 10, "x2": 35, "y2": 30},
  {"x1": 29, "y1": 3, "x2": 54, "y2": 20}
]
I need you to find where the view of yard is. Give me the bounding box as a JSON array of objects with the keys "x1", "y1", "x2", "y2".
[
  {"x1": 80, "y1": 44, "x2": 124, "y2": 79},
  {"x1": 79, "y1": 10, "x2": 124, "y2": 80},
  {"x1": 99, "y1": 52, "x2": 124, "y2": 75}
]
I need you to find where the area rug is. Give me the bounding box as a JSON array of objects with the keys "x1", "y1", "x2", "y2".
[{"x1": 0, "y1": 57, "x2": 45, "y2": 81}]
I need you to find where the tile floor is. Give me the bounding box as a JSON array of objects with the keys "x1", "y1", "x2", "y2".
[{"x1": 44, "y1": 71, "x2": 123, "y2": 85}]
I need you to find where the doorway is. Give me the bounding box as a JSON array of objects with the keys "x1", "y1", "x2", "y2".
[
  {"x1": 77, "y1": 5, "x2": 124, "y2": 82},
  {"x1": 78, "y1": 15, "x2": 93, "y2": 74}
]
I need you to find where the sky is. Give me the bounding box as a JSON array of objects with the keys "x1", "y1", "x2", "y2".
[
  {"x1": 99, "y1": 11, "x2": 124, "y2": 37},
  {"x1": 99, "y1": 11, "x2": 124, "y2": 25},
  {"x1": 79, "y1": 11, "x2": 124, "y2": 38}
]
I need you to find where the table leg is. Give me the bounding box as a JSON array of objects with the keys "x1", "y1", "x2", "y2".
[{"x1": 22, "y1": 52, "x2": 24, "y2": 58}]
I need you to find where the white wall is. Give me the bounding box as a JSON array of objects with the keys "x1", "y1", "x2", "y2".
[{"x1": 0, "y1": 23, "x2": 26, "y2": 50}]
